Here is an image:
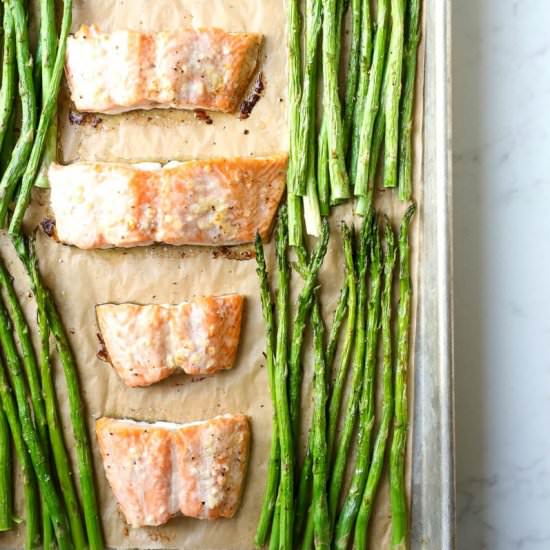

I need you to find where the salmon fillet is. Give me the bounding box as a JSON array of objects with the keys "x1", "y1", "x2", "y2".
[
  {"x1": 66, "y1": 25, "x2": 262, "y2": 114},
  {"x1": 48, "y1": 155, "x2": 287, "y2": 249},
  {"x1": 96, "y1": 295, "x2": 244, "y2": 387},
  {"x1": 96, "y1": 414, "x2": 250, "y2": 527}
]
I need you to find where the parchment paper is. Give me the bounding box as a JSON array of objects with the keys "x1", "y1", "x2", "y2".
[{"x1": 0, "y1": 0, "x2": 425, "y2": 547}]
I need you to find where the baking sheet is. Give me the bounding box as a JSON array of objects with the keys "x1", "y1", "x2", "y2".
[{"x1": 0, "y1": 0, "x2": 429, "y2": 547}]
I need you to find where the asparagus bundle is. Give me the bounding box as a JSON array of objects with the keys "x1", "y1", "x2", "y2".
[
  {"x1": 14, "y1": 237, "x2": 88, "y2": 549},
  {"x1": 334, "y1": 221, "x2": 383, "y2": 549},
  {"x1": 298, "y1": 224, "x2": 357, "y2": 550},
  {"x1": 354, "y1": 217, "x2": 397, "y2": 547},
  {"x1": 327, "y1": 215, "x2": 373, "y2": 523},
  {"x1": 0, "y1": 0, "x2": 37, "y2": 226},
  {"x1": 10, "y1": 0, "x2": 73, "y2": 235},
  {"x1": 390, "y1": 204, "x2": 416, "y2": 549}
]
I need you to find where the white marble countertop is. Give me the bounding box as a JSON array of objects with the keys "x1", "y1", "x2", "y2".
[{"x1": 453, "y1": 1, "x2": 550, "y2": 548}]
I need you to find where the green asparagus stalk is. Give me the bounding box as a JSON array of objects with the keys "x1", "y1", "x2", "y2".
[
  {"x1": 0, "y1": 0, "x2": 37, "y2": 226},
  {"x1": 0, "y1": 357, "x2": 40, "y2": 549},
  {"x1": 268, "y1": 505, "x2": 280, "y2": 550},
  {"x1": 35, "y1": 0, "x2": 58, "y2": 189},
  {"x1": 342, "y1": 0, "x2": 362, "y2": 152},
  {"x1": 299, "y1": 223, "x2": 357, "y2": 550},
  {"x1": 286, "y1": 0, "x2": 304, "y2": 245},
  {"x1": 383, "y1": 0, "x2": 406, "y2": 189},
  {"x1": 355, "y1": 110, "x2": 385, "y2": 216},
  {"x1": 311, "y1": 302, "x2": 330, "y2": 549},
  {"x1": 398, "y1": 0, "x2": 422, "y2": 201},
  {"x1": 14, "y1": 236, "x2": 88, "y2": 550},
  {"x1": 317, "y1": 122, "x2": 330, "y2": 216},
  {"x1": 9, "y1": 0, "x2": 73, "y2": 236},
  {"x1": 0, "y1": 8, "x2": 16, "y2": 153},
  {"x1": 325, "y1": 283, "x2": 349, "y2": 374},
  {"x1": 348, "y1": 0, "x2": 372, "y2": 184},
  {"x1": 272, "y1": 207, "x2": 295, "y2": 550},
  {"x1": 390, "y1": 203, "x2": 416, "y2": 549},
  {"x1": 289, "y1": 218, "x2": 330, "y2": 442},
  {"x1": 304, "y1": 125, "x2": 322, "y2": 237},
  {"x1": 0, "y1": 297, "x2": 72, "y2": 549},
  {"x1": 328, "y1": 215, "x2": 372, "y2": 524},
  {"x1": 334, "y1": 222, "x2": 383, "y2": 549},
  {"x1": 353, "y1": 0, "x2": 390, "y2": 201},
  {"x1": 297, "y1": 0, "x2": 322, "y2": 236},
  {"x1": 254, "y1": 234, "x2": 280, "y2": 548},
  {"x1": 321, "y1": 0, "x2": 350, "y2": 202},
  {"x1": 0, "y1": 408, "x2": 12, "y2": 532},
  {"x1": 0, "y1": 256, "x2": 54, "y2": 543},
  {"x1": 354, "y1": 217, "x2": 397, "y2": 548}
]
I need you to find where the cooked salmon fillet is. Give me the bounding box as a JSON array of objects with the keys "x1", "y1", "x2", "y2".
[
  {"x1": 96, "y1": 414, "x2": 250, "y2": 527},
  {"x1": 66, "y1": 25, "x2": 262, "y2": 114},
  {"x1": 48, "y1": 155, "x2": 287, "y2": 249},
  {"x1": 96, "y1": 295, "x2": 244, "y2": 387}
]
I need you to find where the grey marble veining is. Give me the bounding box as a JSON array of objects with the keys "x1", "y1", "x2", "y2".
[{"x1": 453, "y1": 1, "x2": 550, "y2": 549}]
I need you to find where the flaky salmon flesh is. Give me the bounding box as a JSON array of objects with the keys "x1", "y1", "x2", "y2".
[
  {"x1": 66, "y1": 25, "x2": 262, "y2": 114},
  {"x1": 48, "y1": 155, "x2": 287, "y2": 249},
  {"x1": 96, "y1": 295, "x2": 244, "y2": 387},
  {"x1": 96, "y1": 414, "x2": 250, "y2": 527}
]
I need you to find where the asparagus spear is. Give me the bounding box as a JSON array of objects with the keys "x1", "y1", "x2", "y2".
[
  {"x1": 334, "y1": 222, "x2": 383, "y2": 549},
  {"x1": 321, "y1": 0, "x2": 350, "y2": 202},
  {"x1": 9, "y1": 0, "x2": 73, "y2": 236},
  {"x1": 35, "y1": 0, "x2": 58, "y2": 189},
  {"x1": 0, "y1": 409, "x2": 12, "y2": 532},
  {"x1": 272, "y1": 207, "x2": 295, "y2": 550},
  {"x1": 383, "y1": 0, "x2": 406, "y2": 189},
  {"x1": 0, "y1": 7, "x2": 16, "y2": 153},
  {"x1": 398, "y1": 0, "x2": 422, "y2": 201},
  {"x1": 299, "y1": 223, "x2": 357, "y2": 550},
  {"x1": 354, "y1": 217, "x2": 397, "y2": 548},
  {"x1": 353, "y1": 0, "x2": 390, "y2": 201},
  {"x1": 0, "y1": 0, "x2": 37, "y2": 226},
  {"x1": 289, "y1": 218, "x2": 330, "y2": 443},
  {"x1": 328, "y1": 215, "x2": 373, "y2": 524},
  {"x1": 390, "y1": 203, "x2": 416, "y2": 549},
  {"x1": 254, "y1": 234, "x2": 280, "y2": 548},
  {"x1": 348, "y1": 0, "x2": 372, "y2": 182},
  {"x1": 14, "y1": 236, "x2": 88, "y2": 550},
  {"x1": 0, "y1": 256, "x2": 54, "y2": 543},
  {"x1": 0, "y1": 357, "x2": 40, "y2": 549},
  {"x1": 342, "y1": 0, "x2": 362, "y2": 153},
  {"x1": 0, "y1": 296, "x2": 72, "y2": 549},
  {"x1": 286, "y1": 0, "x2": 304, "y2": 245},
  {"x1": 298, "y1": 0, "x2": 322, "y2": 236},
  {"x1": 311, "y1": 302, "x2": 330, "y2": 549},
  {"x1": 355, "y1": 109, "x2": 385, "y2": 216},
  {"x1": 325, "y1": 282, "x2": 349, "y2": 378},
  {"x1": 317, "y1": 122, "x2": 330, "y2": 216}
]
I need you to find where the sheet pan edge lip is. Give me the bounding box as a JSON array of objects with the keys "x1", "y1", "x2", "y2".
[{"x1": 411, "y1": 0, "x2": 455, "y2": 548}]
